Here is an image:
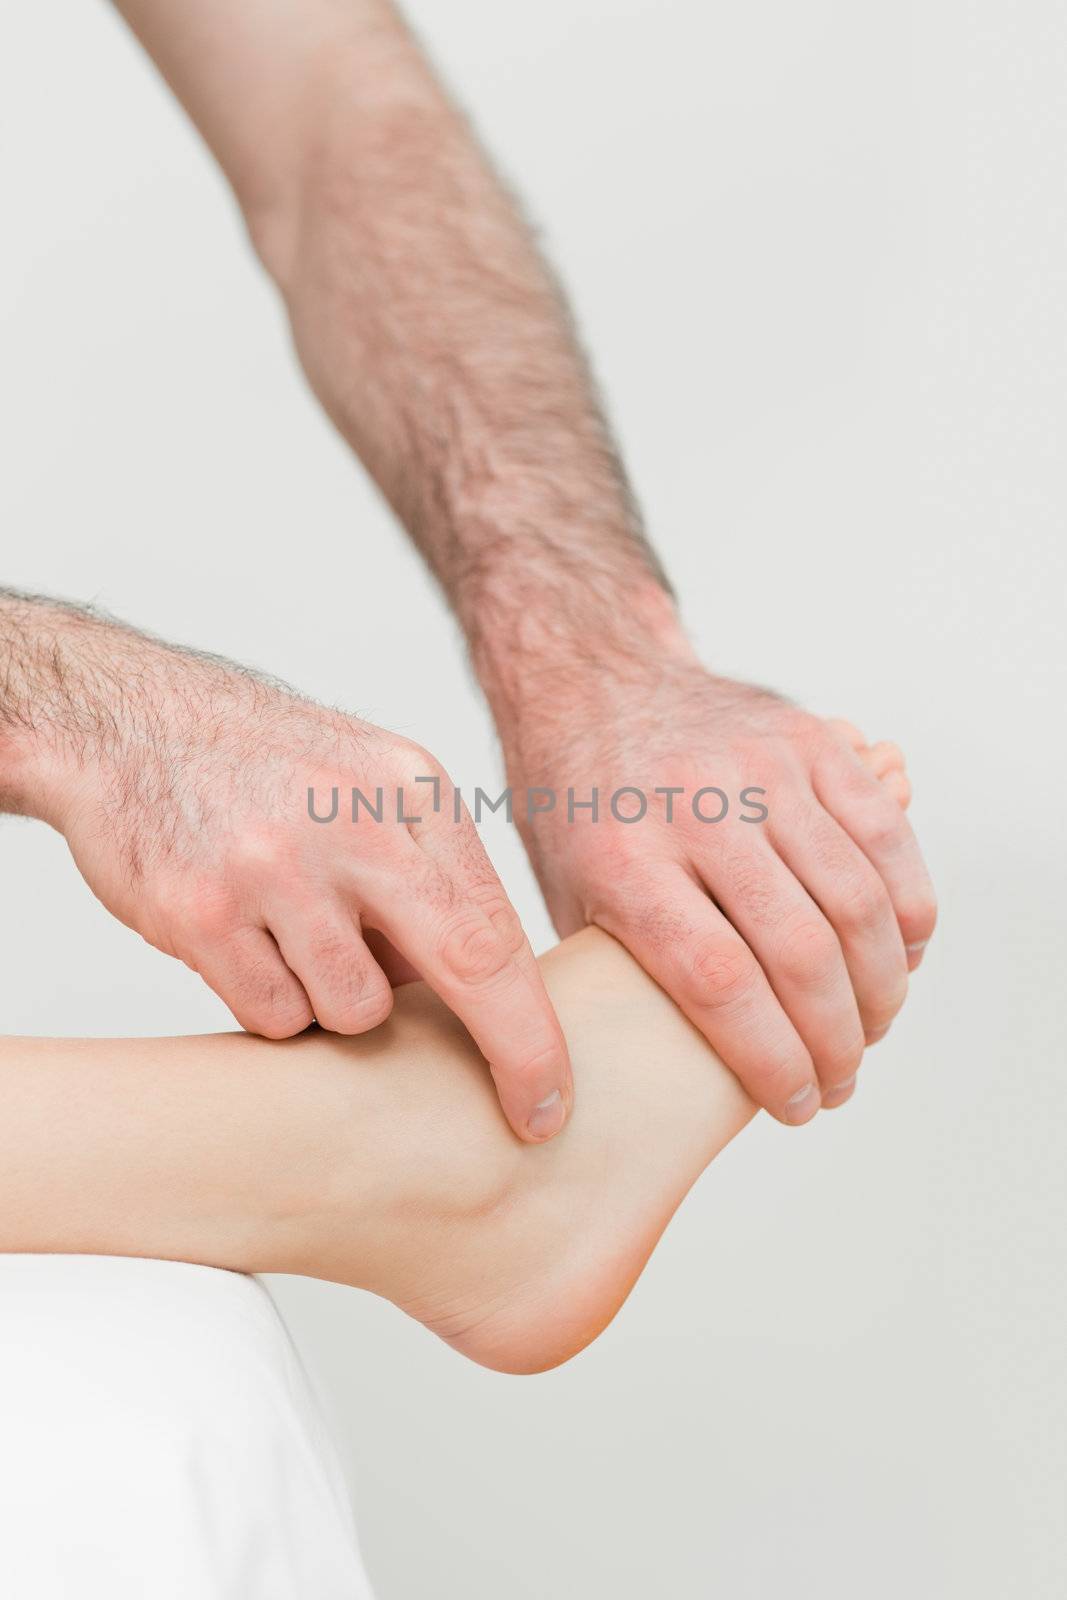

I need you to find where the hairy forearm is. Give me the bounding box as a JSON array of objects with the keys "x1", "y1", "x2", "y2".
[
  {"x1": 0, "y1": 586, "x2": 165, "y2": 822},
  {"x1": 112, "y1": 0, "x2": 691, "y2": 720},
  {"x1": 0, "y1": 587, "x2": 280, "y2": 825},
  {"x1": 275, "y1": 18, "x2": 678, "y2": 658}
]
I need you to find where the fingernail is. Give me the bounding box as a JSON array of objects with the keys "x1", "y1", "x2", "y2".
[
  {"x1": 823, "y1": 1075, "x2": 856, "y2": 1108},
  {"x1": 906, "y1": 941, "x2": 927, "y2": 969},
  {"x1": 526, "y1": 1089, "x2": 565, "y2": 1141},
  {"x1": 784, "y1": 1083, "x2": 821, "y2": 1125},
  {"x1": 906, "y1": 941, "x2": 927, "y2": 954}
]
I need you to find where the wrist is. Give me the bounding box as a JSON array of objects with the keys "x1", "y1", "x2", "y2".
[
  {"x1": 0, "y1": 593, "x2": 267, "y2": 834},
  {"x1": 469, "y1": 562, "x2": 697, "y2": 739},
  {"x1": 0, "y1": 594, "x2": 124, "y2": 827},
  {"x1": 0, "y1": 703, "x2": 84, "y2": 830}
]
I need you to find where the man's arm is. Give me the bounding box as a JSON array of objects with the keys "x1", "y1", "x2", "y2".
[
  {"x1": 112, "y1": 0, "x2": 937, "y2": 1123},
  {"x1": 111, "y1": 0, "x2": 674, "y2": 631}
]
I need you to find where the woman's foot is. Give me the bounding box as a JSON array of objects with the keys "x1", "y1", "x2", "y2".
[
  {"x1": 305, "y1": 928, "x2": 754, "y2": 1375},
  {"x1": 299, "y1": 727, "x2": 918, "y2": 1377}
]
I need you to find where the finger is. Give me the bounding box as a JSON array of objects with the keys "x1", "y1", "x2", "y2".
[
  {"x1": 813, "y1": 742, "x2": 937, "y2": 970},
  {"x1": 821, "y1": 1075, "x2": 858, "y2": 1110},
  {"x1": 769, "y1": 801, "x2": 908, "y2": 1041},
  {"x1": 370, "y1": 818, "x2": 572, "y2": 1143},
  {"x1": 697, "y1": 838, "x2": 866, "y2": 1094},
  {"x1": 595, "y1": 868, "x2": 822, "y2": 1125},
  {"x1": 267, "y1": 900, "x2": 394, "y2": 1034},
  {"x1": 363, "y1": 928, "x2": 422, "y2": 987},
  {"x1": 193, "y1": 925, "x2": 314, "y2": 1039}
]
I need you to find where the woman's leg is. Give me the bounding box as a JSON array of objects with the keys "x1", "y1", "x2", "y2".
[{"x1": 0, "y1": 928, "x2": 754, "y2": 1372}]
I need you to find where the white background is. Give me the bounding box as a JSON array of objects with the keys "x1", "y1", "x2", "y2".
[{"x1": 1, "y1": 2, "x2": 1064, "y2": 1596}]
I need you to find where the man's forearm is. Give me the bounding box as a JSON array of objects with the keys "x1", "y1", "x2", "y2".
[
  {"x1": 112, "y1": 0, "x2": 692, "y2": 719},
  {"x1": 0, "y1": 587, "x2": 270, "y2": 826},
  {"x1": 272, "y1": 10, "x2": 682, "y2": 667},
  {"x1": 0, "y1": 587, "x2": 143, "y2": 822}
]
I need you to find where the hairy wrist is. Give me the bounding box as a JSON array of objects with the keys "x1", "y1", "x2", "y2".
[
  {"x1": 466, "y1": 546, "x2": 695, "y2": 738},
  {"x1": 0, "y1": 589, "x2": 281, "y2": 830},
  {"x1": 0, "y1": 591, "x2": 114, "y2": 822}
]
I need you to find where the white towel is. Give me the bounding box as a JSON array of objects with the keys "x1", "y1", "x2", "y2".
[{"x1": 0, "y1": 1255, "x2": 375, "y2": 1599}]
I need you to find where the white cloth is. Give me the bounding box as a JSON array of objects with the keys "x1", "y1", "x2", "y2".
[{"x1": 0, "y1": 1255, "x2": 375, "y2": 1599}]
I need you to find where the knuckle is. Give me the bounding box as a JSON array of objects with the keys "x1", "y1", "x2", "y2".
[
  {"x1": 836, "y1": 874, "x2": 889, "y2": 933},
  {"x1": 185, "y1": 887, "x2": 238, "y2": 944},
  {"x1": 866, "y1": 806, "x2": 907, "y2": 854},
  {"x1": 410, "y1": 859, "x2": 460, "y2": 916},
  {"x1": 322, "y1": 984, "x2": 394, "y2": 1035},
  {"x1": 753, "y1": 1047, "x2": 814, "y2": 1100},
  {"x1": 776, "y1": 919, "x2": 840, "y2": 988},
  {"x1": 720, "y1": 851, "x2": 779, "y2": 925},
  {"x1": 477, "y1": 894, "x2": 526, "y2": 960},
  {"x1": 303, "y1": 924, "x2": 394, "y2": 1031},
  {"x1": 831, "y1": 747, "x2": 880, "y2": 796},
  {"x1": 307, "y1": 926, "x2": 359, "y2": 985},
  {"x1": 683, "y1": 937, "x2": 758, "y2": 1009},
  {"x1": 232, "y1": 826, "x2": 293, "y2": 877},
  {"x1": 436, "y1": 913, "x2": 512, "y2": 989},
  {"x1": 393, "y1": 741, "x2": 443, "y2": 787},
  {"x1": 595, "y1": 883, "x2": 690, "y2": 954},
  {"x1": 240, "y1": 971, "x2": 313, "y2": 1039},
  {"x1": 508, "y1": 1037, "x2": 566, "y2": 1086}
]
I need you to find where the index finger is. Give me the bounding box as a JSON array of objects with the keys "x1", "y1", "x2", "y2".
[{"x1": 367, "y1": 822, "x2": 573, "y2": 1144}]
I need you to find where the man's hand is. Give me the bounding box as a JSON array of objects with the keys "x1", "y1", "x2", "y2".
[
  {"x1": 0, "y1": 591, "x2": 571, "y2": 1142},
  {"x1": 494, "y1": 653, "x2": 937, "y2": 1125}
]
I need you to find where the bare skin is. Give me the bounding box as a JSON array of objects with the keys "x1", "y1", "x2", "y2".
[
  {"x1": 0, "y1": 929, "x2": 752, "y2": 1376},
  {"x1": 0, "y1": 731, "x2": 910, "y2": 1375},
  {"x1": 89, "y1": 0, "x2": 936, "y2": 1131}
]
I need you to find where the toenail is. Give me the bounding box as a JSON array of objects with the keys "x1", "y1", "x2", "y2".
[
  {"x1": 526, "y1": 1089, "x2": 565, "y2": 1141},
  {"x1": 823, "y1": 1075, "x2": 856, "y2": 1107},
  {"x1": 784, "y1": 1083, "x2": 820, "y2": 1125}
]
